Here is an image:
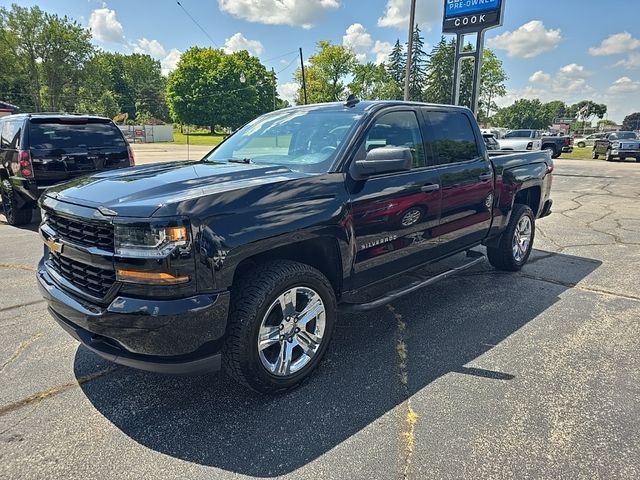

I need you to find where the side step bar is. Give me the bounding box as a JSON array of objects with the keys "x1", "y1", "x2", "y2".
[{"x1": 338, "y1": 251, "x2": 486, "y2": 313}]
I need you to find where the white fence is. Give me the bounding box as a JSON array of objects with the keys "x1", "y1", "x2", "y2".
[{"x1": 118, "y1": 125, "x2": 174, "y2": 143}]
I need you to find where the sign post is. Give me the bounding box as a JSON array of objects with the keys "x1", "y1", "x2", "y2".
[{"x1": 443, "y1": 0, "x2": 506, "y2": 115}]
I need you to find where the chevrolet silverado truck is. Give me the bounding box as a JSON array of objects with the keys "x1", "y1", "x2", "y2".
[
  {"x1": 592, "y1": 131, "x2": 640, "y2": 162},
  {"x1": 37, "y1": 100, "x2": 554, "y2": 394}
]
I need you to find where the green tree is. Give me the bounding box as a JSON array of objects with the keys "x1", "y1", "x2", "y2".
[
  {"x1": 479, "y1": 49, "x2": 507, "y2": 119},
  {"x1": 544, "y1": 101, "x2": 567, "y2": 123},
  {"x1": 167, "y1": 47, "x2": 276, "y2": 129},
  {"x1": 493, "y1": 99, "x2": 554, "y2": 130},
  {"x1": 622, "y1": 112, "x2": 640, "y2": 131},
  {"x1": 424, "y1": 37, "x2": 455, "y2": 105},
  {"x1": 0, "y1": 4, "x2": 93, "y2": 112},
  {"x1": 567, "y1": 101, "x2": 608, "y2": 123},
  {"x1": 349, "y1": 63, "x2": 397, "y2": 100},
  {"x1": 386, "y1": 39, "x2": 405, "y2": 99},
  {"x1": 294, "y1": 41, "x2": 356, "y2": 103},
  {"x1": 406, "y1": 25, "x2": 428, "y2": 101}
]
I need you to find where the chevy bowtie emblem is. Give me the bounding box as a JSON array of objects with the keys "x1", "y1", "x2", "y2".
[{"x1": 46, "y1": 237, "x2": 64, "y2": 254}]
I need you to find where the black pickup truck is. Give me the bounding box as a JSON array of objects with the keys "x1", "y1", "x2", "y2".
[{"x1": 37, "y1": 101, "x2": 553, "y2": 393}]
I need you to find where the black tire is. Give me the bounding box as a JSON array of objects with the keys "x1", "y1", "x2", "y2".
[
  {"x1": 487, "y1": 204, "x2": 535, "y2": 272},
  {"x1": 577, "y1": 142, "x2": 586, "y2": 148},
  {"x1": 592, "y1": 149, "x2": 599, "y2": 160},
  {"x1": 544, "y1": 146, "x2": 557, "y2": 159},
  {"x1": 1, "y1": 179, "x2": 32, "y2": 226},
  {"x1": 223, "y1": 260, "x2": 336, "y2": 394},
  {"x1": 606, "y1": 149, "x2": 615, "y2": 162},
  {"x1": 620, "y1": 156, "x2": 626, "y2": 162}
]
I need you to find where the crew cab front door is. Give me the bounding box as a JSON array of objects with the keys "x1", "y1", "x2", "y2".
[
  {"x1": 423, "y1": 109, "x2": 494, "y2": 253},
  {"x1": 347, "y1": 109, "x2": 442, "y2": 289}
]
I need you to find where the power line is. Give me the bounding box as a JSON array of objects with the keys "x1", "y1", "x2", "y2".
[{"x1": 176, "y1": 1, "x2": 219, "y2": 48}]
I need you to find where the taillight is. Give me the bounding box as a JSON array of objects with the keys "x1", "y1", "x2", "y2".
[
  {"x1": 526, "y1": 142, "x2": 533, "y2": 150},
  {"x1": 19, "y1": 150, "x2": 33, "y2": 178},
  {"x1": 127, "y1": 145, "x2": 135, "y2": 166}
]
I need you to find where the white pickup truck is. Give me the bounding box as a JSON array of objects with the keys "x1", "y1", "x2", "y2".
[{"x1": 499, "y1": 129, "x2": 543, "y2": 151}]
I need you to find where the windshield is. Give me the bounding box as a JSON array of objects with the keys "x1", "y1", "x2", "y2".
[
  {"x1": 504, "y1": 130, "x2": 532, "y2": 138},
  {"x1": 613, "y1": 132, "x2": 638, "y2": 140},
  {"x1": 204, "y1": 109, "x2": 362, "y2": 174}
]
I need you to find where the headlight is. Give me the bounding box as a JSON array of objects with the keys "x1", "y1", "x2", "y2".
[
  {"x1": 612, "y1": 142, "x2": 620, "y2": 148},
  {"x1": 114, "y1": 222, "x2": 191, "y2": 258}
]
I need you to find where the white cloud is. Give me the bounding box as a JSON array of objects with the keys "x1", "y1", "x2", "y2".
[
  {"x1": 488, "y1": 21, "x2": 562, "y2": 58},
  {"x1": 278, "y1": 82, "x2": 299, "y2": 105},
  {"x1": 589, "y1": 32, "x2": 640, "y2": 56},
  {"x1": 608, "y1": 77, "x2": 640, "y2": 94},
  {"x1": 161, "y1": 49, "x2": 182, "y2": 76},
  {"x1": 378, "y1": 0, "x2": 442, "y2": 30},
  {"x1": 613, "y1": 53, "x2": 640, "y2": 70},
  {"x1": 223, "y1": 32, "x2": 265, "y2": 56},
  {"x1": 529, "y1": 71, "x2": 551, "y2": 83},
  {"x1": 373, "y1": 41, "x2": 393, "y2": 65},
  {"x1": 133, "y1": 38, "x2": 167, "y2": 58},
  {"x1": 89, "y1": 7, "x2": 125, "y2": 43},
  {"x1": 343, "y1": 24, "x2": 373, "y2": 63},
  {"x1": 217, "y1": 0, "x2": 339, "y2": 29}
]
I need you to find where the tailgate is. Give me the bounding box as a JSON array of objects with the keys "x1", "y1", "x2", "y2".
[{"x1": 28, "y1": 118, "x2": 130, "y2": 186}]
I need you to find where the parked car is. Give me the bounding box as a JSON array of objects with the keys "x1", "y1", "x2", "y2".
[
  {"x1": 574, "y1": 133, "x2": 606, "y2": 149},
  {"x1": 482, "y1": 133, "x2": 501, "y2": 151},
  {"x1": 540, "y1": 135, "x2": 573, "y2": 159},
  {"x1": 0, "y1": 114, "x2": 134, "y2": 226},
  {"x1": 37, "y1": 101, "x2": 554, "y2": 393},
  {"x1": 499, "y1": 129, "x2": 543, "y2": 152},
  {"x1": 592, "y1": 131, "x2": 640, "y2": 162}
]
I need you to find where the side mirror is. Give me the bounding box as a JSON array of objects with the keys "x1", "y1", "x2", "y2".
[{"x1": 350, "y1": 146, "x2": 413, "y2": 180}]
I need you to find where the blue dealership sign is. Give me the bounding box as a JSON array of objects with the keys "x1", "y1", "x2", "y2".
[{"x1": 443, "y1": 0, "x2": 505, "y2": 34}]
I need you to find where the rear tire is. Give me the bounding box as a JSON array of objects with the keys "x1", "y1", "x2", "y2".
[
  {"x1": 577, "y1": 142, "x2": 586, "y2": 148},
  {"x1": 487, "y1": 204, "x2": 535, "y2": 272},
  {"x1": 1, "y1": 179, "x2": 32, "y2": 226},
  {"x1": 223, "y1": 260, "x2": 336, "y2": 394}
]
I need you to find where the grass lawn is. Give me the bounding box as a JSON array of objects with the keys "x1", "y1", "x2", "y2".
[
  {"x1": 558, "y1": 147, "x2": 594, "y2": 160},
  {"x1": 170, "y1": 131, "x2": 225, "y2": 146}
]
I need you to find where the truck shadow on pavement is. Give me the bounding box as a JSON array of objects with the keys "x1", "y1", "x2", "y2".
[{"x1": 75, "y1": 249, "x2": 601, "y2": 477}]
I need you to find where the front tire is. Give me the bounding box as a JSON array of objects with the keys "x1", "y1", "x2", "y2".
[
  {"x1": 577, "y1": 142, "x2": 586, "y2": 148},
  {"x1": 606, "y1": 149, "x2": 615, "y2": 162},
  {"x1": 223, "y1": 261, "x2": 336, "y2": 394},
  {"x1": 592, "y1": 150, "x2": 599, "y2": 160},
  {"x1": 487, "y1": 204, "x2": 535, "y2": 272},
  {"x1": 1, "y1": 179, "x2": 32, "y2": 226}
]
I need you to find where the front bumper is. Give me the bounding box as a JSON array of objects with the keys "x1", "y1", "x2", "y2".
[
  {"x1": 38, "y1": 264, "x2": 230, "y2": 374},
  {"x1": 611, "y1": 149, "x2": 640, "y2": 157}
]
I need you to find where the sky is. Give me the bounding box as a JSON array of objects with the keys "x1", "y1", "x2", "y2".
[{"x1": 2, "y1": 0, "x2": 640, "y2": 122}]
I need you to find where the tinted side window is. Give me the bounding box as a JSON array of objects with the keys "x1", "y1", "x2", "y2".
[
  {"x1": 1, "y1": 120, "x2": 22, "y2": 149},
  {"x1": 363, "y1": 111, "x2": 427, "y2": 168},
  {"x1": 427, "y1": 111, "x2": 480, "y2": 165}
]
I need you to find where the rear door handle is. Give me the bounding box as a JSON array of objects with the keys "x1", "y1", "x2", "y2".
[
  {"x1": 421, "y1": 184, "x2": 440, "y2": 193},
  {"x1": 478, "y1": 173, "x2": 493, "y2": 181}
]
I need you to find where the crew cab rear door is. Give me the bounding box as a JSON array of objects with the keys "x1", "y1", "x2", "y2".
[
  {"x1": 347, "y1": 108, "x2": 442, "y2": 289},
  {"x1": 422, "y1": 108, "x2": 494, "y2": 253},
  {"x1": 27, "y1": 118, "x2": 130, "y2": 188}
]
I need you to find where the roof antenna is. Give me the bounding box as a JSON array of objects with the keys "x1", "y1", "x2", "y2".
[{"x1": 344, "y1": 93, "x2": 360, "y2": 108}]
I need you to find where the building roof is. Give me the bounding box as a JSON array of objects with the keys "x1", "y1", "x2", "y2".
[{"x1": 0, "y1": 101, "x2": 18, "y2": 112}]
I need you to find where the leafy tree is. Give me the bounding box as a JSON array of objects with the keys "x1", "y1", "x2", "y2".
[
  {"x1": 167, "y1": 47, "x2": 276, "y2": 129},
  {"x1": 544, "y1": 101, "x2": 567, "y2": 123},
  {"x1": 622, "y1": 112, "x2": 640, "y2": 131},
  {"x1": 567, "y1": 101, "x2": 607, "y2": 122},
  {"x1": 406, "y1": 25, "x2": 428, "y2": 101},
  {"x1": 349, "y1": 63, "x2": 397, "y2": 100},
  {"x1": 493, "y1": 99, "x2": 555, "y2": 130},
  {"x1": 479, "y1": 49, "x2": 507, "y2": 119},
  {"x1": 0, "y1": 4, "x2": 93, "y2": 112},
  {"x1": 294, "y1": 41, "x2": 356, "y2": 103}
]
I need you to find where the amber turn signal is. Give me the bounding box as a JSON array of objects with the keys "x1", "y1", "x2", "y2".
[
  {"x1": 116, "y1": 269, "x2": 190, "y2": 285},
  {"x1": 166, "y1": 226, "x2": 188, "y2": 242}
]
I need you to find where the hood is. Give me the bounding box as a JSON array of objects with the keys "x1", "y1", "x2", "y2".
[{"x1": 44, "y1": 161, "x2": 307, "y2": 217}]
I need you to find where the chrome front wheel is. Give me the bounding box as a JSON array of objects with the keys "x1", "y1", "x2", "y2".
[
  {"x1": 512, "y1": 216, "x2": 532, "y2": 262},
  {"x1": 258, "y1": 287, "x2": 327, "y2": 377}
]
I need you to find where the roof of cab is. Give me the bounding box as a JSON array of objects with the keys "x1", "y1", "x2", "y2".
[{"x1": 276, "y1": 100, "x2": 472, "y2": 115}]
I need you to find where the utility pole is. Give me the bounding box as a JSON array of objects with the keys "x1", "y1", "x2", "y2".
[
  {"x1": 404, "y1": 0, "x2": 417, "y2": 101},
  {"x1": 299, "y1": 48, "x2": 308, "y2": 105},
  {"x1": 272, "y1": 67, "x2": 277, "y2": 111}
]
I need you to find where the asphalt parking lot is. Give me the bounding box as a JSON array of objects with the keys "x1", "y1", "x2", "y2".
[{"x1": 1, "y1": 157, "x2": 639, "y2": 479}]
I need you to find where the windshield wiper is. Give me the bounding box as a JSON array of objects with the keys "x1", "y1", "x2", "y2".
[{"x1": 227, "y1": 158, "x2": 253, "y2": 164}]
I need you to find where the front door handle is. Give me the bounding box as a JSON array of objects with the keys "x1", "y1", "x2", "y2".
[
  {"x1": 478, "y1": 173, "x2": 493, "y2": 181},
  {"x1": 421, "y1": 184, "x2": 440, "y2": 193}
]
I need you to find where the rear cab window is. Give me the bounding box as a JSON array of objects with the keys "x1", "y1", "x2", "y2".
[
  {"x1": 28, "y1": 120, "x2": 126, "y2": 150},
  {"x1": 424, "y1": 111, "x2": 480, "y2": 165}
]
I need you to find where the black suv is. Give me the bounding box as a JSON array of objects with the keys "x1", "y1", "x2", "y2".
[{"x1": 0, "y1": 114, "x2": 134, "y2": 225}]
